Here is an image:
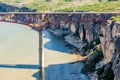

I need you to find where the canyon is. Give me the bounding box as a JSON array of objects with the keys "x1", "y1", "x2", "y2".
[
  {"x1": 0, "y1": 13, "x2": 120, "y2": 80},
  {"x1": 43, "y1": 14, "x2": 120, "y2": 80}
]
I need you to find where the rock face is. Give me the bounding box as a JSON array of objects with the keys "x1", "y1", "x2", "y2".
[
  {"x1": 112, "y1": 37, "x2": 120, "y2": 80},
  {"x1": 78, "y1": 20, "x2": 119, "y2": 64},
  {"x1": 65, "y1": 34, "x2": 85, "y2": 50},
  {"x1": 78, "y1": 20, "x2": 120, "y2": 64},
  {"x1": 45, "y1": 14, "x2": 120, "y2": 80},
  {"x1": 47, "y1": 14, "x2": 119, "y2": 61},
  {"x1": 99, "y1": 21, "x2": 120, "y2": 63},
  {"x1": 81, "y1": 20, "x2": 120, "y2": 80},
  {"x1": 99, "y1": 21, "x2": 114, "y2": 63},
  {"x1": 88, "y1": 21, "x2": 120, "y2": 80},
  {"x1": 79, "y1": 22, "x2": 95, "y2": 42},
  {"x1": 88, "y1": 72, "x2": 98, "y2": 80}
]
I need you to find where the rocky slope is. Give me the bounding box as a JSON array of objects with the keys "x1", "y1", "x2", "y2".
[
  {"x1": 79, "y1": 20, "x2": 120, "y2": 80},
  {"x1": 44, "y1": 14, "x2": 120, "y2": 80},
  {"x1": 112, "y1": 37, "x2": 120, "y2": 80}
]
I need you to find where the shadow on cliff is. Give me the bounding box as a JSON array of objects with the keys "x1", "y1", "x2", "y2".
[
  {"x1": 44, "y1": 61, "x2": 89, "y2": 80},
  {"x1": 0, "y1": 64, "x2": 40, "y2": 80},
  {"x1": 0, "y1": 2, "x2": 36, "y2": 12},
  {"x1": 43, "y1": 30, "x2": 70, "y2": 53}
]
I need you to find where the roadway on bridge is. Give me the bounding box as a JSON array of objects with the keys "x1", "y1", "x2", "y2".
[{"x1": 0, "y1": 22, "x2": 39, "y2": 80}]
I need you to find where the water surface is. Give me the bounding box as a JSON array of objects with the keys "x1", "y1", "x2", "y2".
[
  {"x1": 43, "y1": 30, "x2": 89, "y2": 80},
  {"x1": 0, "y1": 22, "x2": 39, "y2": 80}
]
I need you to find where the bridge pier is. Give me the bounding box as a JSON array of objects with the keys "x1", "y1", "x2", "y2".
[{"x1": 39, "y1": 31, "x2": 44, "y2": 80}]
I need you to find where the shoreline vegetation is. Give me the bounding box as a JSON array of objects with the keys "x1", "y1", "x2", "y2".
[{"x1": 0, "y1": 0, "x2": 120, "y2": 12}]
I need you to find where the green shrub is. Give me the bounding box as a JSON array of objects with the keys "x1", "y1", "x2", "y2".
[
  {"x1": 73, "y1": 32, "x2": 80, "y2": 38},
  {"x1": 97, "y1": 62, "x2": 114, "y2": 80},
  {"x1": 108, "y1": 0, "x2": 118, "y2": 1},
  {"x1": 2, "y1": 0, "x2": 120, "y2": 12},
  {"x1": 57, "y1": 1, "x2": 120, "y2": 12},
  {"x1": 101, "y1": 69, "x2": 114, "y2": 80},
  {"x1": 111, "y1": 15, "x2": 120, "y2": 21},
  {"x1": 99, "y1": 33, "x2": 104, "y2": 37},
  {"x1": 61, "y1": 33, "x2": 68, "y2": 37},
  {"x1": 82, "y1": 38, "x2": 101, "y2": 51},
  {"x1": 82, "y1": 48, "x2": 103, "y2": 74},
  {"x1": 119, "y1": 53, "x2": 120, "y2": 58},
  {"x1": 97, "y1": 66, "x2": 104, "y2": 75}
]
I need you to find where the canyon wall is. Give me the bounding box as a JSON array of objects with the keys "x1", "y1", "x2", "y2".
[
  {"x1": 112, "y1": 37, "x2": 120, "y2": 80},
  {"x1": 45, "y1": 14, "x2": 120, "y2": 80},
  {"x1": 0, "y1": 13, "x2": 119, "y2": 80},
  {"x1": 46, "y1": 14, "x2": 120, "y2": 62}
]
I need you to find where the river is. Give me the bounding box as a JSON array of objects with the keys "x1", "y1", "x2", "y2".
[
  {"x1": 0, "y1": 22, "x2": 39, "y2": 80},
  {"x1": 43, "y1": 30, "x2": 89, "y2": 80},
  {"x1": 0, "y1": 22, "x2": 89, "y2": 80}
]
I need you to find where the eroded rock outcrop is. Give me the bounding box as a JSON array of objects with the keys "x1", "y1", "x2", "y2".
[
  {"x1": 112, "y1": 37, "x2": 120, "y2": 80},
  {"x1": 45, "y1": 14, "x2": 120, "y2": 80},
  {"x1": 99, "y1": 20, "x2": 120, "y2": 63},
  {"x1": 84, "y1": 20, "x2": 120, "y2": 80}
]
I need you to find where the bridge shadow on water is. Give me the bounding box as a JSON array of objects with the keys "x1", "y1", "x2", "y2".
[
  {"x1": 43, "y1": 30, "x2": 70, "y2": 53},
  {"x1": 0, "y1": 64, "x2": 39, "y2": 69},
  {"x1": 0, "y1": 64, "x2": 40, "y2": 80}
]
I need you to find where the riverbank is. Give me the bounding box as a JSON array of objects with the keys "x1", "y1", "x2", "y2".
[
  {"x1": 43, "y1": 30, "x2": 89, "y2": 80},
  {"x1": 48, "y1": 28, "x2": 85, "y2": 54}
]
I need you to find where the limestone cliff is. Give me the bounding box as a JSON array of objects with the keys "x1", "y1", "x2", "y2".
[
  {"x1": 112, "y1": 37, "x2": 120, "y2": 80},
  {"x1": 79, "y1": 20, "x2": 120, "y2": 63},
  {"x1": 81, "y1": 20, "x2": 120, "y2": 80},
  {"x1": 45, "y1": 14, "x2": 120, "y2": 80}
]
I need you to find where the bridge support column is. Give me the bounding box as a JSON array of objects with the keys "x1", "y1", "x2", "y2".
[{"x1": 39, "y1": 31, "x2": 44, "y2": 80}]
